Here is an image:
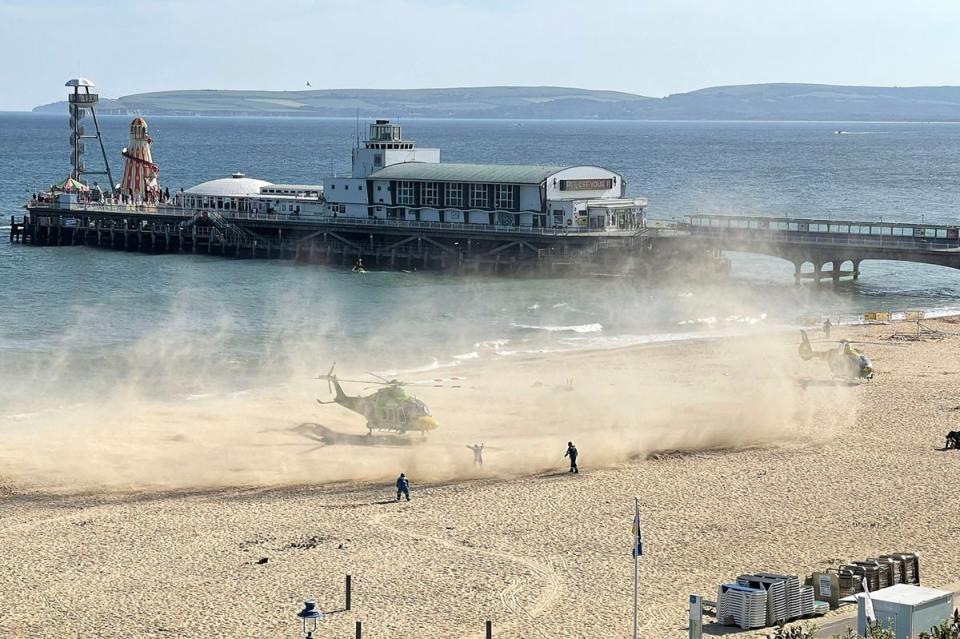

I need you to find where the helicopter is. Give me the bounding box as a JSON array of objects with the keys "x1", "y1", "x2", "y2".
[
  {"x1": 798, "y1": 330, "x2": 874, "y2": 380},
  {"x1": 316, "y1": 364, "x2": 446, "y2": 436}
]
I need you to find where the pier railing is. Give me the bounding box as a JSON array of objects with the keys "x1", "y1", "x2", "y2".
[
  {"x1": 26, "y1": 200, "x2": 644, "y2": 238},
  {"x1": 682, "y1": 224, "x2": 960, "y2": 252}
]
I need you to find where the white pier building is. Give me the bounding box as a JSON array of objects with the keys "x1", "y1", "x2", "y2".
[{"x1": 324, "y1": 120, "x2": 646, "y2": 231}]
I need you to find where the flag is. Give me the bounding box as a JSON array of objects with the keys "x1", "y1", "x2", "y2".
[
  {"x1": 862, "y1": 577, "x2": 876, "y2": 625},
  {"x1": 632, "y1": 502, "x2": 643, "y2": 557}
]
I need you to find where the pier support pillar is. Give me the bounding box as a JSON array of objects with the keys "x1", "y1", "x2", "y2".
[
  {"x1": 853, "y1": 259, "x2": 861, "y2": 280},
  {"x1": 814, "y1": 262, "x2": 824, "y2": 285},
  {"x1": 831, "y1": 260, "x2": 841, "y2": 283},
  {"x1": 793, "y1": 261, "x2": 802, "y2": 286}
]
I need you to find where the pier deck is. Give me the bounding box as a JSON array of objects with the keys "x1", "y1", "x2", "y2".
[
  {"x1": 17, "y1": 202, "x2": 680, "y2": 275},
  {"x1": 19, "y1": 205, "x2": 957, "y2": 282},
  {"x1": 681, "y1": 214, "x2": 960, "y2": 283}
]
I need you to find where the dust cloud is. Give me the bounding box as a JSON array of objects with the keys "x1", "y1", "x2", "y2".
[{"x1": 0, "y1": 280, "x2": 857, "y2": 493}]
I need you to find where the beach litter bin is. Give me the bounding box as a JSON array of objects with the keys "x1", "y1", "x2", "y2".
[
  {"x1": 809, "y1": 571, "x2": 840, "y2": 609},
  {"x1": 856, "y1": 584, "x2": 953, "y2": 638}
]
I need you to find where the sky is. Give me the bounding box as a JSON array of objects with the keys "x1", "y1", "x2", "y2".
[{"x1": 2, "y1": 0, "x2": 960, "y2": 111}]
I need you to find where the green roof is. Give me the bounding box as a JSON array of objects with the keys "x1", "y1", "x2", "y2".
[{"x1": 368, "y1": 162, "x2": 570, "y2": 184}]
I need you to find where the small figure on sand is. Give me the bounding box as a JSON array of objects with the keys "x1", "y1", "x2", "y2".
[
  {"x1": 565, "y1": 441, "x2": 579, "y2": 473},
  {"x1": 823, "y1": 318, "x2": 832, "y2": 339},
  {"x1": 467, "y1": 443, "x2": 485, "y2": 466},
  {"x1": 353, "y1": 258, "x2": 365, "y2": 273},
  {"x1": 945, "y1": 431, "x2": 960, "y2": 450},
  {"x1": 396, "y1": 473, "x2": 410, "y2": 501}
]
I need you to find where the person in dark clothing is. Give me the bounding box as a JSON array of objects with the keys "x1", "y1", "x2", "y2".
[
  {"x1": 467, "y1": 443, "x2": 484, "y2": 466},
  {"x1": 823, "y1": 318, "x2": 832, "y2": 339},
  {"x1": 396, "y1": 473, "x2": 410, "y2": 501},
  {"x1": 565, "y1": 442, "x2": 579, "y2": 473}
]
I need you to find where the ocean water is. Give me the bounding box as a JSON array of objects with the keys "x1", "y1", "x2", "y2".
[{"x1": 2, "y1": 113, "x2": 959, "y2": 412}]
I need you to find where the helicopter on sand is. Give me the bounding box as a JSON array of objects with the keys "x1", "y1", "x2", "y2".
[
  {"x1": 317, "y1": 364, "x2": 456, "y2": 436},
  {"x1": 798, "y1": 330, "x2": 874, "y2": 380}
]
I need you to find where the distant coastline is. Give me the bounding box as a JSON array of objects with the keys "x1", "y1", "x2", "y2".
[{"x1": 29, "y1": 83, "x2": 960, "y2": 122}]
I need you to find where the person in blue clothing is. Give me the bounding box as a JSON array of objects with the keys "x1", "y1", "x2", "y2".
[
  {"x1": 396, "y1": 473, "x2": 410, "y2": 501},
  {"x1": 565, "y1": 442, "x2": 579, "y2": 473}
]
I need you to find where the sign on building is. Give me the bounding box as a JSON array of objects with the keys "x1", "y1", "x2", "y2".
[{"x1": 559, "y1": 179, "x2": 613, "y2": 191}]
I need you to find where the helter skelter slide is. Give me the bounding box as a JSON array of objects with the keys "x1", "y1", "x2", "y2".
[{"x1": 119, "y1": 117, "x2": 160, "y2": 200}]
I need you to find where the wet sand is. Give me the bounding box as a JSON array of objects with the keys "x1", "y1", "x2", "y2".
[{"x1": 1, "y1": 319, "x2": 959, "y2": 638}]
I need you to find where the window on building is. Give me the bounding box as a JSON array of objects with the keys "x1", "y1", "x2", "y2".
[
  {"x1": 374, "y1": 154, "x2": 383, "y2": 166},
  {"x1": 469, "y1": 184, "x2": 487, "y2": 208},
  {"x1": 422, "y1": 182, "x2": 439, "y2": 206},
  {"x1": 446, "y1": 183, "x2": 463, "y2": 207},
  {"x1": 495, "y1": 184, "x2": 514, "y2": 209},
  {"x1": 397, "y1": 181, "x2": 415, "y2": 205}
]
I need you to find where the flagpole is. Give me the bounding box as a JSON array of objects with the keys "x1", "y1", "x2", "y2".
[{"x1": 633, "y1": 496, "x2": 639, "y2": 639}]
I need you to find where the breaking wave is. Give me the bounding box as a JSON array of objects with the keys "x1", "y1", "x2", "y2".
[{"x1": 511, "y1": 322, "x2": 603, "y2": 334}]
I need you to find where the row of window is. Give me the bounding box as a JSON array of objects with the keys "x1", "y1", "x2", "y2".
[
  {"x1": 328, "y1": 180, "x2": 519, "y2": 210},
  {"x1": 180, "y1": 195, "x2": 302, "y2": 213},
  {"x1": 395, "y1": 182, "x2": 515, "y2": 209}
]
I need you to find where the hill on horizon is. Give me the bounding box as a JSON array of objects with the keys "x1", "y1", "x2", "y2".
[{"x1": 31, "y1": 83, "x2": 960, "y2": 121}]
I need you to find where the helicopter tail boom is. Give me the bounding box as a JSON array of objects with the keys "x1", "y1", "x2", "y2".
[{"x1": 319, "y1": 363, "x2": 349, "y2": 402}]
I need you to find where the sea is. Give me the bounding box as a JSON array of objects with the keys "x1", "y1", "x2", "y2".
[{"x1": 2, "y1": 113, "x2": 959, "y2": 413}]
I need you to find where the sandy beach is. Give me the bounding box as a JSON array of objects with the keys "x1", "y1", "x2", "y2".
[{"x1": 2, "y1": 319, "x2": 959, "y2": 638}]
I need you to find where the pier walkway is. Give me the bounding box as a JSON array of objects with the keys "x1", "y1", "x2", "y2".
[
  {"x1": 680, "y1": 214, "x2": 960, "y2": 283},
  {"x1": 15, "y1": 202, "x2": 679, "y2": 274},
  {"x1": 15, "y1": 204, "x2": 960, "y2": 281}
]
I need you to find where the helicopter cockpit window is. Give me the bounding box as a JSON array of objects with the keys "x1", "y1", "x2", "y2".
[{"x1": 407, "y1": 399, "x2": 430, "y2": 415}]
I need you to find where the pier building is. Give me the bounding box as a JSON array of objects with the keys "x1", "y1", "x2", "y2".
[
  {"x1": 175, "y1": 174, "x2": 325, "y2": 216},
  {"x1": 323, "y1": 120, "x2": 647, "y2": 231}
]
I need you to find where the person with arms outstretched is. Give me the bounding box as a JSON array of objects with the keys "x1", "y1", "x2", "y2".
[{"x1": 467, "y1": 443, "x2": 484, "y2": 466}]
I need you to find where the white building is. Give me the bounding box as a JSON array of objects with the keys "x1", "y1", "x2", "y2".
[
  {"x1": 174, "y1": 173, "x2": 324, "y2": 216},
  {"x1": 324, "y1": 120, "x2": 646, "y2": 231}
]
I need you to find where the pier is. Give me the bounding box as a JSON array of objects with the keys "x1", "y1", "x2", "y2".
[
  {"x1": 16, "y1": 202, "x2": 690, "y2": 274},
  {"x1": 680, "y1": 214, "x2": 960, "y2": 283},
  {"x1": 15, "y1": 206, "x2": 960, "y2": 281}
]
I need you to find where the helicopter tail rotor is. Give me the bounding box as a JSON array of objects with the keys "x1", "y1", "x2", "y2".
[{"x1": 317, "y1": 362, "x2": 338, "y2": 394}]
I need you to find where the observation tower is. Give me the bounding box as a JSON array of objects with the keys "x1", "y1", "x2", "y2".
[{"x1": 66, "y1": 78, "x2": 114, "y2": 192}]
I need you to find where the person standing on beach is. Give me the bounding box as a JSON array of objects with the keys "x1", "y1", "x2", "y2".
[
  {"x1": 565, "y1": 442, "x2": 579, "y2": 473},
  {"x1": 823, "y1": 318, "x2": 832, "y2": 339},
  {"x1": 467, "y1": 443, "x2": 484, "y2": 466},
  {"x1": 396, "y1": 473, "x2": 410, "y2": 501}
]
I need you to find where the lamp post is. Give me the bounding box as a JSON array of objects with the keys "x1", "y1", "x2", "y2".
[{"x1": 297, "y1": 600, "x2": 324, "y2": 639}]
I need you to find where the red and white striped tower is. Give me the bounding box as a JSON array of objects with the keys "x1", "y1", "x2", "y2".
[{"x1": 120, "y1": 117, "x2": 160, "y2": 200}]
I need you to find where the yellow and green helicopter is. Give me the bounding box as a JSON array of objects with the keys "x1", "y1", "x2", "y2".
[
  {"x1": 798, "y1": 330, "x2": 874, "y2": 380},
  {"x1": 317, "y1": 364, "x2": 455, "y2": 436}
]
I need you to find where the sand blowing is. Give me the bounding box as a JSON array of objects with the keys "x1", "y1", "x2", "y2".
[
  {"x1": 0, "y1": 330, "x2": 852, "y2": 491},
  {"x1": 4, "y1": 322, "x2": 960, "y2": 639}
]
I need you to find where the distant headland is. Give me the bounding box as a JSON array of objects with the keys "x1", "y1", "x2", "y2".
[{"x1": 31, "y1": 83, "x2": 960, "y2": 121}]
